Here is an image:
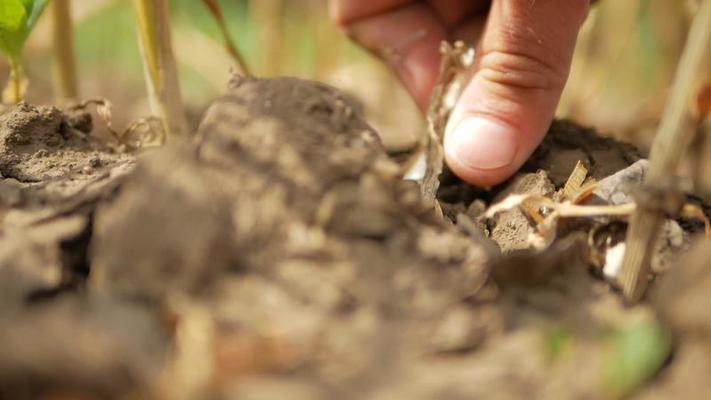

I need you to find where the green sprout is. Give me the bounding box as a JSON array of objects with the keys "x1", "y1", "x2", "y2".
[
  {"x1": 0, "y1": 0, "x2": 49, "y2": 103},
  {"x1": 604, "y1": 320, "x2": 670, "y2": 398}
]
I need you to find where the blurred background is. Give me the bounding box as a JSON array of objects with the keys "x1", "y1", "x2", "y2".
[{"x1": 0, "y1": 0, "x2": 699, "y2": 154}]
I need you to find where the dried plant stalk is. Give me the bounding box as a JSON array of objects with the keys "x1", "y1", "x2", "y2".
[
  {"x1": 201, "y1": 0, "x2": 251, "y2": 75},
  {"x1": 51, "y1": 0, "x2": 79, "y2": 102},
  {"x1": 619, "y1": 0, "x2": 711, "y2": 302},
  {"x1": 133, "y1": 0, "x2": 189, "y2": 137},
  {"x1": 404, "y1": 42, "x2": 475, "y2": 204},
  {"x1": 484, "y1": 194, "x2": 636, "y2": 221},
  {"x1": 249, "y1": 0, "x2": 283, "y2": 76}
]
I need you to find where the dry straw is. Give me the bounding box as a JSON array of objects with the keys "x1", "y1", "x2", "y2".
[
  {"x1": 133, "y1": 0, "x2": 189, "y2": 137},
  {"x1": 619, "y1": 0, "x2": 711, "y2": 302}
]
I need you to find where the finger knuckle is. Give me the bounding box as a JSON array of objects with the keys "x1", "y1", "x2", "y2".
[{"x1": 478, "y1": 49, "x2": 566, "y2": 93}]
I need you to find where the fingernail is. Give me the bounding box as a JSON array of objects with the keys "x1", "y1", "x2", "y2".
[{"x1": 445, "y1": 117, "x2": 518, "y2": 170}]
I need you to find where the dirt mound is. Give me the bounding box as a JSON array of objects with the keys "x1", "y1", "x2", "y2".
[{"x1": 0, "y1": 77, "x2": 707, "y2": 399}]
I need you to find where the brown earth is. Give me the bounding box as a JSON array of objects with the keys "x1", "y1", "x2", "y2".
[{"x1": 0, "y1": 76, "x2": 709, "y2": 400}]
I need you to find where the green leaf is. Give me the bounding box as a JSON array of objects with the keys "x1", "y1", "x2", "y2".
[
  {"x1": 21, "y1": 0, "x2": 49, "y2": 31},
  {"x1": 0, "y1": 0, "x2": 48, "y2": 60},
  {"x1": 0, "y1": 0, "x2": 28, "y2": 58},
  {"x1": 604, "y1": 320, "x2": 670, "y2": 398},
  {"x1": 0, "y1": 0, "x2": 26, "y2": 31}
]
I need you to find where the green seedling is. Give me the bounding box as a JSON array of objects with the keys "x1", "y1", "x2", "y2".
[
  {"x1": 604, "y1": 319, "x2": 670, "y2": 398},
  {"x1": 0, "y1": 0, "x2": 49, "y2": 103}
]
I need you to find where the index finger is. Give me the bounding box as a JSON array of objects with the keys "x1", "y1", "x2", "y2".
[
  {"x1": 330, "y1": 0, "x2": 411, "y2": 24},
  {"x1": 330, "y1": 1, "x2": 446, "y2": 110}
]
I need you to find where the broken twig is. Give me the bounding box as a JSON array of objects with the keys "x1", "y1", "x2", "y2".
[{"x1": 201, "y1": 0, "x2": 251, "y2": 76}]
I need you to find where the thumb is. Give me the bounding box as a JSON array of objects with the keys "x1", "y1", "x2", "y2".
[{"x1": 444, "y1": 0, "x2": 589, "y2": 187}]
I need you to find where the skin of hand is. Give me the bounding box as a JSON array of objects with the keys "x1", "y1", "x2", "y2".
[{"x1": 330, "y1": 0, "x2": 591, "y2": 187}]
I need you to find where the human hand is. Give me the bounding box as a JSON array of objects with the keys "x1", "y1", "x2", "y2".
[{"x1": 330, "y1": 0, "x2": 590, "y2": 186}]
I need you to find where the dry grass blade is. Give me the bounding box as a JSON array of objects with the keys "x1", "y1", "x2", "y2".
[
  {"x1": 619, "y1": 0, "x2": 711, "y2": 302},
  {"x1": 563, "y1": 160, "x2": 598, "y2": 204},
  {"x1": 134, "y1": 0, "x2": 160, "y2": 92},
  {"x1": 562, "y1": 160, "x2": 588, "y2": 200},
  {"x1": 133, "y1": 0, "x2": 189, "y2": 137},
  {"x1": 201, "y1": 0, "x2": 251, "y2": 76}
]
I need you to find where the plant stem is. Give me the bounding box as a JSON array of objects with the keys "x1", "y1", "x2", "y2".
[
  {"x1": 201, "y1": 0, "x2": 251, "y2": 75},
  {"x1": 133, "y1": 0, "x2": 189, "y2": 137},
  {"x1": 51, "y1": 0, "x2": 79, "y2": 102},
  {"x1": 250, "y1": 0, "x2": 283, "y2": 76},
  {"x1": 619, "y1": 0, "x2": 711, "y2": 302},
  {"x1": 7, "y1": 58, "x2": 24, "y2": 104}
]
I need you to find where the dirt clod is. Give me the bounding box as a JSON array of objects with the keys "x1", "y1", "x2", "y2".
[
  {"x1": 1, "y1": 103, "x2": 84, "y2": 182},
  {"x1": 490, "y1": 170, "x2": 555, "y2": 252},
  {"x1": 0, "y1": 295, "x2": 169, "y2": 399},
  {"x1": 523, "y1": 120, "x2": 642, "y2": 187}
]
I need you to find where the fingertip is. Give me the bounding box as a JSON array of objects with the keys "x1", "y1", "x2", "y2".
[
  {"x1": 342, "y1": 3, "x2": 446, "y2": 111},
  {"x1": 445, "y1": 155, "x2": 521, "y2": 188},
  {"x1": 443, "y1": 116, "x2": 524, "y2": 187},
  {"x1": 329, "y1": 0, "x2": 413, "y2": 26},
  {"x1": 441, "y1": 0, "x2": 588, "y2": 187}
]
